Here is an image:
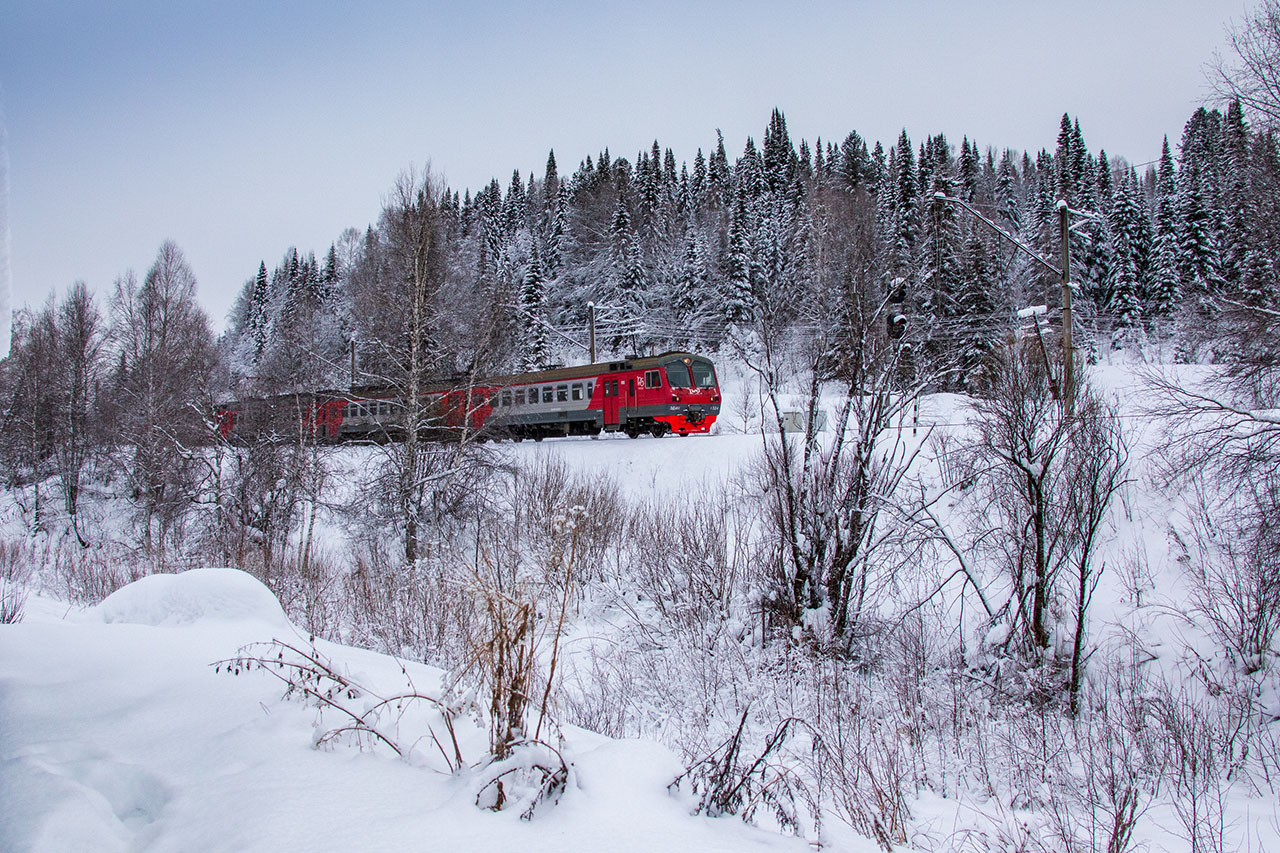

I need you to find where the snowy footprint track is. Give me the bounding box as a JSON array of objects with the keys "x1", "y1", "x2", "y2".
[{"x1": 2, "y1": 741, "x2": 171, "y2": 852}]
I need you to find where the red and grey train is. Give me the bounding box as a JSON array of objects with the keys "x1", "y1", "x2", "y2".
[{"x1": 218, "y1": 351, "x2": 721, "y2": 443}]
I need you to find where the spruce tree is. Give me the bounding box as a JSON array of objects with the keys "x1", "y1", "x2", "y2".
[
  {"x1": 839, "y1": 130, "x2": 868, "y2": 193},
  {"x1": 544, "y1": 185, "x2": 568, "y2": 280},
  {"x1": 248, "y1": 261, "x2": 270, "y2": 362},
  {"x1": 920, "y1": 154, "x2": 963, "y2": 328},
  {"x1": 890, "y1": 130, "x2": 919, "y2": 280},
  {"x1": 958, "y1": 136, "x2": 980, "y2": 202},
  {"x1": 763, "y1": 109, "x2": 795, "y2": 194},
  {"x1": 1056, "y1": 113, "x2": 1077, "y2": 204},
  {"x1": 725, "y1": 189, "x2": 754, "y2": 325},
  {"x1": 1108, "y1": 173, "x2": 1144, "y2": 336},
  {"x1": 1150, "y1": 137, "x2": 1181, "y2": 317},
  {"x1": 1220, "y1": 100, "x2": 1251, "y2": 292},
  {"x1": 692, "y1": 148, "x2": 707, "y2": 209},
  {"x1": 520, "y1": 245, "x2": 548, "y2": 370},
  {"x1": 1178, "y1": 162, "x2": 1226, "y2": 303},
  {"x1": 609, "y1": 194, "x2": 645, "y2": 348},
  {"x1": 709, "y1": 131, "x2": 732, "y2": 209},
  {"x1": 996, "y1": 149, "x2": 1021, "y2": 231},
  {"x1": 958, "y1": 224, "x2": 998, "y2": 389}
]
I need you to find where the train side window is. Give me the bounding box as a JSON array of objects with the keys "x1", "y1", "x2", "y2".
[
  {"x1": 556, "y1": 384, "x2": 568, "y2": 402},
  {"x1": 628, "y1": 378, "x2": 636, "y2": 396},
  {"x1": 501, "y1": 392, "x2": 512, "y2": 407},
  {"x1": 542, "y1": 387, "x2": 553, "y2": 403},
  {"x1": 571, "y1": 383, "x2": 583, "y2": 401},
  {"x1": 515, "y1": 389, "x2": 525, "y2": 405},
  {"x1": 603, "y1": 381, "x2": 612, "y2": 398},
  {"x1": 645, "y1": 369, "x2": 660, "y2": 389},
  {"x1": 587, "y1": 381, "x2": 594, "y2": 398}
]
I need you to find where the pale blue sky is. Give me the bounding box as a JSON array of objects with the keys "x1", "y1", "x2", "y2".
[{"x1": 0, "y1": 0, "x2": 1250, "y2": 330}]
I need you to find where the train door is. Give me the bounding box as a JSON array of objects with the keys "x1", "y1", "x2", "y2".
[
  {"x1": 602, "y1": 378, "x2": 619, "y2": 426},
  {"x1": 620, "y1": 376, "x2": 637, "y2": 424}
]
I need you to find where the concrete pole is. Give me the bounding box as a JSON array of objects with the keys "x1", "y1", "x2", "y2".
[
  {"x1": 588, "y1": 301, "x2": 597, "y2": 364},
  {"x1": 1058, "y1": 200, "x2": 1074, "y2": 412}
]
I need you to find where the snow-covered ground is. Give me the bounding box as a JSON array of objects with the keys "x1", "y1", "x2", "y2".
[
  {"x1": 3, "y1": 358, "x2": 1278, "y2": 851},
  {"x1": 2, "y1": 570, "x2": 829, "y2": 852}
]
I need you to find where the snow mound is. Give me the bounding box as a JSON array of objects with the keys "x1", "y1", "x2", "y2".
[{"x1": 95, "y1": 568, "x2": 289, "y2": 628}]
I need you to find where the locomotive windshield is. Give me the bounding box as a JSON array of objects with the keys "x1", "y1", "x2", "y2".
[
  {"x1": 664, "y1": 357, "x2": 717, "y2": 390},
  {"x1": 690, "y1": 360, "x2": 716, "y2": 388}
]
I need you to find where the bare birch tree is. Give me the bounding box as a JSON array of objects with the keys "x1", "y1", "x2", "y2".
[
  {"x1": 110, "y1": 242, "x2": 217, "y2": 554},
  {"x1": 347, "y1": 169, "x2": 496, "y2": 565}
]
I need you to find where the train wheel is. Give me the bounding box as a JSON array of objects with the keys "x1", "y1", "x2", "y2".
[
  {"x1": 650, "y1": 425, "x2": 666, "y2": 438},
  {"x1": 534, "y1": 435, "x2": 544, "y2": 442}
]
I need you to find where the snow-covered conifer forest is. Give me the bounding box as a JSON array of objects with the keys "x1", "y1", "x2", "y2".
[{"x1": 4, "y1": 6, "x2": 1280, "y2": 851}]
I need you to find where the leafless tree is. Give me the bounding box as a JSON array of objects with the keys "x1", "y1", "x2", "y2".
[
  {"x1": 346, "y1": 168, "x2": 499, "y2": 565},
  {"x1": 1211, "y1": 0, "x2": 1280, "y2": 129},
  {"x1": 1145, "y1": 300, "x2": 1280, "y2": 673},
  {"x1": 963, "y1": 339, "x2": 1127, "y2": 695},
  {"x1": 971, "y1": 339, "x2": 1077, "y2": 656},
  {"x1": 0, "y1": 285, "x2": 106, "y2": 542},
  {"x1": 1064, "y1": 393, "x2": 1128, "y2": 714},
  {"x1": 745, "y1": 200, "x2": 932, "y2": 651},
  {"x1": 50, "y1": 282, "x2": 106, "y2": 545},
  {"x1": 109, "y1": 242, "x2": 218, "y2": 553},
  {"x1": 0, "y1": 306, "x2": 56, "y2": 529}
]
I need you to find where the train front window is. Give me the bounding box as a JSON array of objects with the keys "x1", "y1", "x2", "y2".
[
  {"x1": 691, "y1": 362, "x2": 716, "y2": 388},
  {"x1": 664, "y1": 362, "x2": 692, "y2": 388}
]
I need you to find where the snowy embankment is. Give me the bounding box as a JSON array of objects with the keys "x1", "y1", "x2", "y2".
[
  {"x1": 3, "y1": 359, "x2": 1279, "y2": 851},
  {"x1": 0, "y1": 569, "x2": 818, "y2": 853}
]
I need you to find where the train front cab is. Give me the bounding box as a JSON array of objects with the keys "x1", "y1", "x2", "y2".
[
  {"x1": 655, "y1": 353, "x2": 720, "y2": 435},
  {"x1": 600, "y1": 353, "x2": 720, "y2": 437}
]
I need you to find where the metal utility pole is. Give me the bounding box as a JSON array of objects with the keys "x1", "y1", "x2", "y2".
[
  {"x1": 587, "y1": 301, "x2": 597, "y2": 364},
  {"x1": 1058, "y1": 201, "x2": 1074, "y2": 412}
]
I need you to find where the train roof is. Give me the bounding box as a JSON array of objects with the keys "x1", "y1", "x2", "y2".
[{"x1": 472, "y1": 351, "x2": 713, "y2": 388}]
